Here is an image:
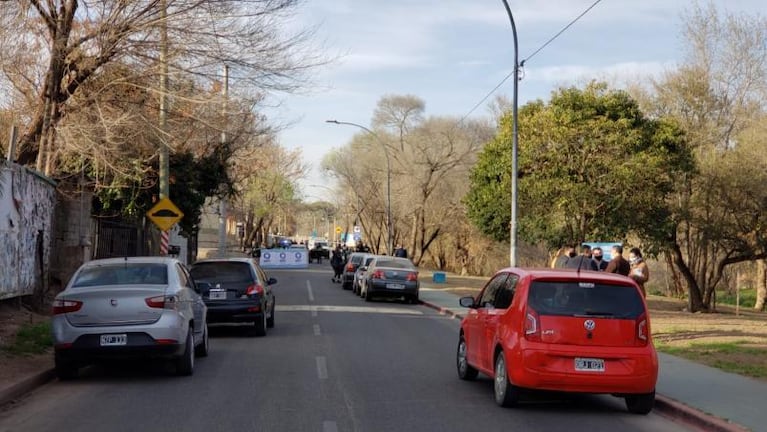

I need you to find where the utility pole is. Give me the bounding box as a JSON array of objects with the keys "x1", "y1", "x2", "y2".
[
  {"x1": 158, "y1": 0, "x2": 170, "y2": 256},
  {"x1": 217, "y1": 65, "x2": 229, "y2": 257},
  {"x1": 501, "y1": 0, "x2": 520, "y2": 267}
]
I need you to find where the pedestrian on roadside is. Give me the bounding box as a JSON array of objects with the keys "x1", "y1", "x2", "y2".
[
  {"x1": 591, "y1": 247, "x2": 608, "y2": 271},
  {"x1": 394, "y1": 244, "x2": 408, "y2": 258},
  {"x1": 629, "y1": 247, "x2": 650, "y2": 298},
  {"x1": 330, "y1": 247, "x2": 344, "y2": 283},
  {"x1": 553, "y1": 245, "x2": 576, "y2": 268},
  {"x1": 566, "y1": 244, "x2": 598, "y2": 271},
  {"x1": 605, "y1": 244, "x2": 630, "y2": 276}
]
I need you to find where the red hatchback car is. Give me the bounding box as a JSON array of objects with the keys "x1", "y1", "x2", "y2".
[{"x1": 457, "y1": 268, "x2": 658, "y2": 414}]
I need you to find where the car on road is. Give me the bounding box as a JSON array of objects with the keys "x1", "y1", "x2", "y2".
[
  {"x1": 341, "y1": 252, "x2": 368, "y2": 290},
  {"x1": 51, "y1": 257, "x2": 209, "y2": 380},
  {"x1": 360, "y1": 257, "x2": 420, "y2": 303},
  {"x1": 456, "y1": 268, "x2": 658, "y2": 414},
  {"x1": 189, "y1": 257, "x2": 277, "y2": 336},
  {"x1": 352, "y1": 254, "x2": 378, "y2": 295}
]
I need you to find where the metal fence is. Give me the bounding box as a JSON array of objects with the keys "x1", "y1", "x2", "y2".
[{"x1": 92, "y1": 219, "x2": 152, "y2": 259}]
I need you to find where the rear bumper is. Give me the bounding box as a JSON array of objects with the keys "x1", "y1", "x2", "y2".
[
  {"x1": 367, "y1": 281, "x2": 419, "y2": 297},
  {"x1": 509, "y1": 345, "x2": 658, "y2": 394},
  {"x1": 205, "y1": 300, "x2": 264, "y2": 323},
  {"x1": 55, "y1": 332, "x2": 184, "y2": 362}
]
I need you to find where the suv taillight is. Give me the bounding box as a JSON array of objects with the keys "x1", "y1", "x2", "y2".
[
  {"x1": 52, "y1": 299, "x2": 83, "y2": 315},
  {"x1": 636, "y1": 312, "x2": 648, "y2": 346},
  {"x1": 145, "y1": 295, "x2": 179, "y2": 310},
  {"x1": 524, "y1": 307, "x2": 540, "y2": 341},
  {"x1": 406, "y1": 272, "x2": 418, "y2": 281},
  {"x1": 246, "y1": 284, "x2": 264, "y2": 296}
]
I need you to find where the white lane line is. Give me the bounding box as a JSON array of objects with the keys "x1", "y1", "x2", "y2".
[
  {"x1": 276, "y1": 305, "x2": 423, "y2": 315},
  {"x1": 306, "y1": 280, "x2": 314, "y2": 302},
  {"x1": 313, "y1": 324, "x2": 321, "y2": 336},
  {"x1": 322, "y1": 421, "x2": 338, "y2": 432},
  {"x1": 316, "y1": 356, "x2": 328, "y2": 380}
]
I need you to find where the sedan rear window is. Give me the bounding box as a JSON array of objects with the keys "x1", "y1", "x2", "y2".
[
  {"x1": 189, "y1": 262, "x2": 254, "y2": 283},
  {"x1": 374, "y1": 260, "x2": 413, "y2": 270},
  {"x1": 527, "y1": 281, "x2": 645, "y2": 319},
  {"x1": 73, "y1": 263, "x2": 168, "y2": 287}
]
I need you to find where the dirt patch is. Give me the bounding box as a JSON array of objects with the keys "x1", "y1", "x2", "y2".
[{"x1": 0, "y1": 302, "x2": 54, "y2": 390}]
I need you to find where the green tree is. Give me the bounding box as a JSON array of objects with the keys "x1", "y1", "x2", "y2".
[{"x1": 465, "y1": 82, "x2": 693, "y2": 252}]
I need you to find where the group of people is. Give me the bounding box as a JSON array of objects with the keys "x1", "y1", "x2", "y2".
[
  {"x1": 551, "y1": 244, "x2": 650, "y2": 297},
  {"x1": 327, "y1": 242, "x2": 410, "y2": 283}
]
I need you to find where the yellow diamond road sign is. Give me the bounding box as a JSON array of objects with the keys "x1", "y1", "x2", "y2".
[
  {"x1": 147, "y1": 197, "x2": 184, "y2": 232},
  {"x1": 335, "y1": 226, "x2": 342, "y2": 234}
]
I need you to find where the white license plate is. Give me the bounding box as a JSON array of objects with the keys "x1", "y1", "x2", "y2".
[
  {"x1": 209, "y1": 289, "x2": 227, "y2": 300},
  {"x1": 100, "y1": 334, "x2": 127, "y2": 346},
  {"x1": 386, "y1": 283, "x2": 405, "y2": 289},
  {"x1": 575, "y1": 357, "x2": 605, "y2": 372}
]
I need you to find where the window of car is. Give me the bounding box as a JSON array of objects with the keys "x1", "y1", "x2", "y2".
[
  {"x1": 527, "y1": 281, "x2": 645, "y2": 318},
  {"x1": 372, "y1": 259, "x2": 413, "y2": 269},
  {"x1": 73, "y1": 263, "x2": 168, "y2": 287},
  {"x1": 176, "y1": 264, "x2": 194, "y2": 289},
  {"x1": 493, "y1": 274, "x2": 518, "y2": 309},
  {"x1": 189, "y1": 261, "x2": 254, "y2": 283},
  {"x1": 478, "y1": 273, "x2": 509, "y2": 308}
]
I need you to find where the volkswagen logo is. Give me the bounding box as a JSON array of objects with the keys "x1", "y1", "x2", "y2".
[
  {"x1": 110, "y1": 299, "x2": 118, "y2": 307},
  {"x1": 583, "y1": 319, "x2": 596, "y2": 331}
]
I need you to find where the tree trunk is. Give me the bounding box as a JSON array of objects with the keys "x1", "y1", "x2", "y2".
[
  {"x1": 670, "y1": 242, "x2": 706, "y2": 312},
  {"x1": 756, "y1": 259, "x2": 766, "y2": 311}
]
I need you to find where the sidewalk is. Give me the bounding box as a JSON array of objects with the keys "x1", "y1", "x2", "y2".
[{"x1": 418, "y1": 272, "x2": 764, "y2": 432}]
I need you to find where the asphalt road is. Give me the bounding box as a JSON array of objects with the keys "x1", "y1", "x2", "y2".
[{"x1": 0, "y1": 265, "x2": 691, "y2": 432}]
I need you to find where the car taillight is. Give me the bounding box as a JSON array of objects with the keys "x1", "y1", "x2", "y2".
[
  {"x1": 636, "y1": 312, "x2": 648, "y2": 345},
  {"x1": 371, "y1": 270, "x2": 385, "y2": 279},
  {"x1": 406, "y1": 272, "x2": 418, "y2": 281},
  {"x1": 346, "y1": 263, "x2": 355, "y2": 272},
  {"x1": 145, "y1": 295, "x2": 179, "y2": 310},
  {"x1": 246, "y1": 284, "x2": 264, "y2": 296},
  {"x1": 52, "y1": 299, "x2": 82, "y2": 315},
  {"x1": 524, "y1": 307, "x2": 540, "y2": 341}
]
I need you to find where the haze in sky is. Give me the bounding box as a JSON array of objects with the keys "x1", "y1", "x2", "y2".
[{"x1": 263, "y1": 0, "x2": 764, "y2": 202}]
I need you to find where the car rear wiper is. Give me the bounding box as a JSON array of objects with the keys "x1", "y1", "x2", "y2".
[{"x1": 577, "y1": 310, "x2": 615, "y2": 317}]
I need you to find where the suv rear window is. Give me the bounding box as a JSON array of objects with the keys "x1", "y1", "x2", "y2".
[
  {"x1": 527, "y1": 281, "x2": 644, "y2": 319},
  {"x1": 189, "y1": 262, "x2": 254, "y2": 283}
]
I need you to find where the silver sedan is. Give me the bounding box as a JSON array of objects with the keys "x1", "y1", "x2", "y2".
[{"x1": 51, "y1": 257, "x2": 209, "y2": 379}]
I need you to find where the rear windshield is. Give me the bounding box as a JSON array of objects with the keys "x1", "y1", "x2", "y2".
[
  {"x1": 73, "y1": 263, "x2": 168, "y2": 287},
  {"x1": 350, "y1": 255, "x2": 365, "y2": 264},
  {"x1": 374, "y1": 260, "x2": 414, "y2": 270},
  {"x1": 189, "y1": 262, "x2": 254, "y2": 283},
  {"x1": 527, "y1": 281, "x2": 644, "y2": 319}
]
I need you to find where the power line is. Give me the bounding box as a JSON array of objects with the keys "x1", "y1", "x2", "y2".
[{"x1": 458, "y1": 0, "x2": 604, "y2": 123}]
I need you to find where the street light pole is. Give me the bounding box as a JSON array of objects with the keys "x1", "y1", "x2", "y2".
[
  {"x1": 501, "y1": 0, "x2": 520, "y2": 267},
  {"x1": 325, "y1": 120, "x2": 393, "y2": 255}
]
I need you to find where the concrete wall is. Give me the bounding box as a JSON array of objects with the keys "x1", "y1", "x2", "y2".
[
  {"x1": 0, "y1": 161, "x2": 56, "y2": 300},
  {"x1": 49, "y1": 187, "x2": 93, "y2": 289}
]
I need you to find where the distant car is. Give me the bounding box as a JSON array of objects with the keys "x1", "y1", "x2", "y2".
[
  {"x1": 189, "y1": 258, "x2": 277, "y2": 336},
  {"x1": 341, "y1": 252, "x2": 368, "y2": 290},
  {"x1": 361, "y1": 257, "x2": 420, "y2": 303},
  {"x1": 456, "y1": 268, "x2": 658, "y2": 414},
  {"x1": 51, "y1": 257, "x2": 209, "y2": 380},
  {"x1": 352, "y1": 254, "x2": 377, "y2": 295}
]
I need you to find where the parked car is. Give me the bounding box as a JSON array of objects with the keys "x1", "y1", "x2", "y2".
[
  {"x1": 51, "y1": 257, "x2": 209, "y2": 380},
  {"x1": 352, "y1": 254, "x2": 377, "y2": 296},
  {"x1": 360, "y1": 257, "x2": 420, "y2": 303},
  {"x1": 341, "y1": 252, "x2": 368, "y2": 290},
  {"x1": 456, "y1": 268, "x2": 658, "y2": 414},
  {"x1": 188, "y1": 257, "x2": 276, "y2": 336}
]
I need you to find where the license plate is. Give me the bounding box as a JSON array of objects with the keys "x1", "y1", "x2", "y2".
[
  {"x1": 386, "y1": 283, "x2": 405, "y2": 289},
  {"x1": 100, "y1": 334, "x2": 127, "y2": 346},
  {"x1": 209, "y1": 289, "x2": 227, "y2": 300},
  {"x1": 575, "y1": 357, "x2": 605, "y2": 372}
]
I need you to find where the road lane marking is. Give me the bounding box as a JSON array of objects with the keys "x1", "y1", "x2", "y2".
[
  {"x1": 277, "y1": 305, "x2": 423, "y2": 315},
  {"x1": 307, "y1": 280, "x2": 314, "y2": 302},
  {"x1": 313, "y1": 324, "x2": 321, "y2": 336},
  {"x1": 316, "y1": 356, "x2": 328, "y2": 379},
  {"x1": 322, "y1": 421, "x2": 338, "y2": 432}
]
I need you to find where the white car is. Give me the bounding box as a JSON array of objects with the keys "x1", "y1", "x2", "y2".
[{"x1": 51, "y1": 257, "x2": 209, "y2": 379}]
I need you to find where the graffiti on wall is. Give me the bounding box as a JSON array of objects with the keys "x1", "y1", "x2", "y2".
[{"x1": 0, "y1": 161, "x2": 56, "y2": 300}]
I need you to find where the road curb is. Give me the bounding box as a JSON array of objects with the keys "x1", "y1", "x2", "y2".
[
  {"x1": 419, "y1": 299, "x2": 750, "y2": 432},
  {"x1": 0, "y1": 368, "x2": 56, "y2": 408}
]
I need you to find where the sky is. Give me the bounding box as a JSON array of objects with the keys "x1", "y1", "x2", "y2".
[{"x1": 264, "y1": 0, "x2": 764, "y2": 203}]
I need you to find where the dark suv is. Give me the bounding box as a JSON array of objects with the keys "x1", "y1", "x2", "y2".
[{"x1": 189, "y1": 258, "x2": 277, "y2": 336}]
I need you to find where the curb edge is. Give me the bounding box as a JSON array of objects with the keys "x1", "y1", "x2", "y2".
[{"x1": 0, "y1": 368, "x2": 56, "y2": 408}]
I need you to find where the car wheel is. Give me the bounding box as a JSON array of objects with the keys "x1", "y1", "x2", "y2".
[
  {"x1": 456, "y1": 336, "x2": 478, "y2": 381},
  {"x1": 194, "y1": 323, "x2": 209, "y2": 358},
  {"x1": 494, "y1": 352, "x2": 519, "y2": 407},
  {"x1": 625, "y1": 390, "x2": 655, "y2": 414},
  {"x1": 175, "y1": 330, "x2": 194, "y2": 376},
  {"x1": 410, "y1": 294, "x2": 420, "y2": 304},
  {"x1": 253, "y1": 310, "x2": 267, "y2": 337},
  {"x1": 364, "y1": 287, "x2": 373, "y2": 302},
  {"x1": 54, "y1": 354, "x2": 78, "y2": 380},
  {"x1": 266, "y1": 301, "x2": 275, "y2": 328}
]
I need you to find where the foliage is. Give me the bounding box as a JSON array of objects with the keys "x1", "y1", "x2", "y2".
[
  {"x1": 465, "y1": 82, "x2": 694, "y2": 251},
  {"x1": 2, "y1": 321, "x2": 52, "y2": 356}
]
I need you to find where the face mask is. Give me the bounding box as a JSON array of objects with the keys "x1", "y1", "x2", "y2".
[
  {"x1": 629, "y1": 257, "x2": 639, "y2": 264},
  {"x1": 568, "y1": 252, "x2": 577, "y2": 258},
  {"x1": 593, "y1": 256, "x2": 602, "y2": 261}
]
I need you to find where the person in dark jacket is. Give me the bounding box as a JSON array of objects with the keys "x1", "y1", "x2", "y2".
[
  {"x1": 330, "y1": 248, "x2": 345, "y2": 283},
  {"x1": 566, "y1": 245, "x2": 598, "y2": 271},
  {"x1": 394, "y1": 244, "x2": 408, "y2": 258},
  {"x1": 591, "y1": 247, "x2": 608, "y2": 271},
  {"x1": 605, "y1": 244, "x2": 631, "y2": 276}
]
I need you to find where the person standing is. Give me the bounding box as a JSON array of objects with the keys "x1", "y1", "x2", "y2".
[
  {"x1": 394, "y1": 244, "x2": 408, "y2": 258},
  {"x1": 605, "y1": 244, "x2": 630, "y2": 276},
  {"x1": 330, "y1": 247, "x2": 344, "y2": 283},
  {"x1": 553, "y1": 245, "x2": 576, "y2": 268},
  {"x1": 591, "y1": 247, "x2": 608, "y2": 271},
  {"x1": 629, "y1": 247, "x2": 650, "y2": 297},
  {"x1": 566, "y1": 245, "x2": 598, "y2": 271}
]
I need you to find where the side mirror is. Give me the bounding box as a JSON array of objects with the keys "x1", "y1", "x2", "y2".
[
  {"x1": 268, "y1": 277, "x2": 277, "y2": 285},
  {"x1": 459, "y1": 296, "x2": 476, "y2": 308},
  {"x1": 359, "y1": 266, "x2": 368, "y2": 271}
]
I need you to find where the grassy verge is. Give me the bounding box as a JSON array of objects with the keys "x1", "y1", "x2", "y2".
[
  {"x1": 1, "y1": 320, "x2": 52, "y2": 356},
  {"x1": 656, "y1": 341, "x2": 767, "y2": 379},
  {"x1": 715, "y1": 288, "x2": 757, "y2": 308}
]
